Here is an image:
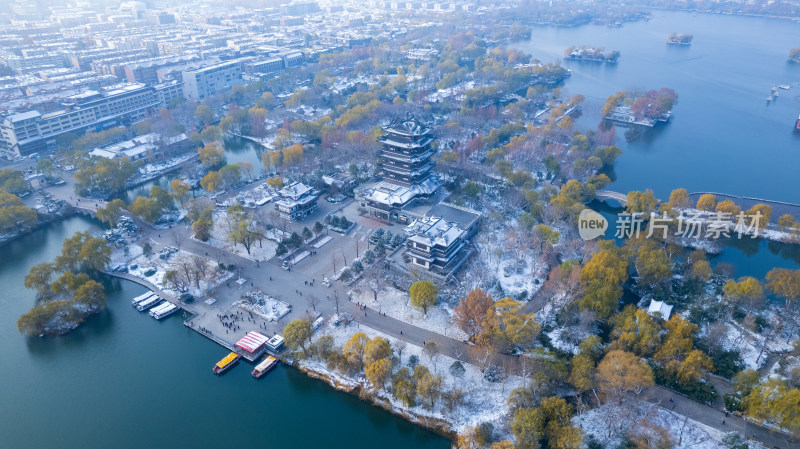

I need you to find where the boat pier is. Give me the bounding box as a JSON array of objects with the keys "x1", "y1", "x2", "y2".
[
  {"x1": 107, "y1": 270, "x2": 285, "y2": 364},
  {"x1": 184, "y1": 316, "x2": 268, "y2": 363},
  {"x1": 182, "y1": 301, "x2": 286, "y2": 363}
]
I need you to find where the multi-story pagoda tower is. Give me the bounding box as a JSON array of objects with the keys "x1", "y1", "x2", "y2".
[
  {"x1": 376, "y1": 114, "x2": 435, "y2": 186},
  {"x1": 356, "y1": 114, "x2": 440, "y2": 223}
]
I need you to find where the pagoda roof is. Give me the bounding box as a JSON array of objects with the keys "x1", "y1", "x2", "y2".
[{"x1": 382, "y1": 113, "x2": 431, "y2": 137}]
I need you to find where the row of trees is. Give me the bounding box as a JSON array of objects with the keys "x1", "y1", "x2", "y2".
[
  {"x1": 74, "y1": 157, "x2": 141, "y2": 195},
  {"x1": 283, "y1": 320, "x2": 451, "y2": 412}
]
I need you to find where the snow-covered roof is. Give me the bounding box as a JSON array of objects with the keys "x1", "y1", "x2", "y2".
[
  {"x1": 647, "y1": 300, "x2": 673, "y2": 319},
  {"x1": 405, "y1": 216, "x2": 465, "y2": 248},
  {"x1": 88, "y1": 148, "x2": 119, "y2": 159},
  {"x1": 363, "y1": 178, "x2": 438, "y2": 207},
  {"x1": 278, "y1": 181, "x2": 315, "y2": 200},
  {"x1": 121, "y1": 144, "x2": 154, "y2": 158},
  {"x1": 382, "y1": 113, "x2": 431, "y2": 137}
]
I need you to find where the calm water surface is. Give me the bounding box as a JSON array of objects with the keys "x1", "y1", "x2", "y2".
[
  {"x1": 0, "y1": 217, "x2": 449, "y2": 449},
  {"x1": 513, "y1": 11, "x2": 800, "y2": 201}
]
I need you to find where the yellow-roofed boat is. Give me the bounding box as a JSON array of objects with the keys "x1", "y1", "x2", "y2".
[{"x1": 213, "y1": 352, "x2": 241, "y2": 375}]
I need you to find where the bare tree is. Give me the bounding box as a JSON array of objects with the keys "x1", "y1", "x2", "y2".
[
  {"x1": 308, "y1": 295, "x2": 320, "y2": 313},
  {"x1": 191, "y1": 255, "x2": 207, "y2": 281},
  {"x1": 424, "y1": 341, "x2": 439, "y2": 372},
  {"x1": 394, "y1": 340, "x2": 407, "y2": 364},
  {"x1": 470, "y1": 345, "x2": 493, "y2": 373},
  {"x1": 452, "y1": 345, "x2": 464, "y2": 363},
  {"x1": 170, "y1": 228, "x2": 188, "y2": 250}
]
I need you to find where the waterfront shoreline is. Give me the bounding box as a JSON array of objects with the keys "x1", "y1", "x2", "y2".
[
  {"x1": 0, "y1": 208, "x2": 75, "y2": 249},
  {"x1": 296, "y1": 362, "x2": 458, "y2": 444}
]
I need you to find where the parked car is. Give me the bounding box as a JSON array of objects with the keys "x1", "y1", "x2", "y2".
[{"x1": 327, "y1": 193, "x2": 346, "y2": 203}]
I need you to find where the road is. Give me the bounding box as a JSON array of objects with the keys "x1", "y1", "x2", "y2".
[{"x1": 641, "y1": 386, "x2": 797, "y2": 448}]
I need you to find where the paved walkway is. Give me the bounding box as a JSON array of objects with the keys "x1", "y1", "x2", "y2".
[{"x1": 640, "y1": 386, "x2": 797, "y2": 448}]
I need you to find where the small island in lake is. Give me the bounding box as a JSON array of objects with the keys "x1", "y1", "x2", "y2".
[
  {"x1": 789, "y1": 47, "x2": 800, "y2": 63},
  {"x1": 667, "y1": 33, "x2": 693, "y2": 45},
  {"x1": 602, "y1": 88, "x2": 678, "y2": 127},
  {"x1": 564, "y1": 45, "x2": 620, "y2": 63}
]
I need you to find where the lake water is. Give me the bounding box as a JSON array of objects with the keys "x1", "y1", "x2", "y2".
[
  {"x1": 222, "y1": 136, "x2": 267, "y2": 177},
  {"x1": 513, "y1": 11, "x2": 800, "y2": 202},
  {"x1": 117, "y1": 136, "x2": 263, "y2": 203},
  {"x1": 513, "y1": 11, "x2": 800, "y2": 277},
  {"x1": 0, "y1": 217, "x2": 449, "y2": 449}
]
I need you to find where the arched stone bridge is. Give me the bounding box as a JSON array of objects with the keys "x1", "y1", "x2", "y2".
[{"x1": 594, "y1": 190, "x2": 629, "y2": 206}]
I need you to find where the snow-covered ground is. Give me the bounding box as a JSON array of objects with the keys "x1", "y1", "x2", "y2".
[
  {"x1": 139, "y1": 153, "x2": 196, "y2": 177},
  {"x1": 109, "y1": 239, "x2": 143, "y2": 268},
  {"x1": 720, "y1": 320, "x2": 794, "y2": 371},
  {"x1": 546, "y1": 325, "x2": 593, "y2": 355},
  {"x1": 124, "y1": 244, "x2": 232, "y2": 298},
  {"x1": 349, "y1": 286, "x2": 468, "y2": 341},
  {"x1": 472, "y1": 226, "x2": 548, "y2": 301},
  {"x1": 426, "y1": 80, "x2": 475, "y2": 103},
  {"x1": 304, "y1": 321, "x2": 526, "y2": 436},
  {"x1": 230, "y1": 184, "x2": 277, "y2": 208},
  {"x1": 237, "y1": 289, "x2": 291, "y2": 321},
  {"x1": 574, "y1": 401, "x2": 766, "y2": 449},
  {"x1": 204, "y1": 210, "x2": 277, "y2": 261},
  {"x1": 497, "y1": 267, "x2": 545, "y2": 301}
]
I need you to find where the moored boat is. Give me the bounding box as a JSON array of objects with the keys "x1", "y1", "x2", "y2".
[
  {"x1": 213, "y1": 352, "x2": 241, "y2": 374},
  {"x1": 251, "y1": 355, "x2": 279, "y2": 378},
  {"x1": 136, "y1": 295, "x2": 161, "y2": 311},
  {"x1": 149, "y1": 301, "x2": 178, "y2": 319},
  {"x1": 131, "y1": 292, "x2": 155, "y2": 307}
]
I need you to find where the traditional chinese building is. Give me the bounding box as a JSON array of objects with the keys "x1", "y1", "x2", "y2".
[
  {"x1": 356, "y1": 114, "x2": 439, "y2": 222},
  {"x1": 377, "y1": 114, "x2": 436, "y2": 186},
  {"x1": 274, "y1": 181, "x2": 318, "y2": 220},
  {"x1": 403, "y1": 203, "x2": 481, "y2": 277}
]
